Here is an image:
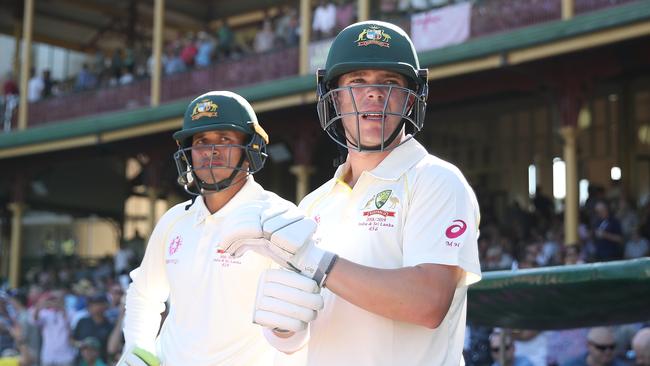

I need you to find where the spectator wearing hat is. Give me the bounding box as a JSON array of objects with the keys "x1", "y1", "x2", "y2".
[
  {"x1": 78, "y1": 337, "x2": 107, "y2": 366},
  {"x1": 73, "y1": 295, "x2": 114, "y2": 363}
]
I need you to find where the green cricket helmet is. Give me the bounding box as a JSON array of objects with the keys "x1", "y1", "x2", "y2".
[
  {"x1": 316, "y1": 21, "x2": 428, "y2": 157},
  {"x1": 172, "y1": 91, "x2": 269, "y2": 195}
]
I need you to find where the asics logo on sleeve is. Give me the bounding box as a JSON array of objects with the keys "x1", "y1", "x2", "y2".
[{"x1": 445, "y1": 220, "x2": 467, "y2": 239}]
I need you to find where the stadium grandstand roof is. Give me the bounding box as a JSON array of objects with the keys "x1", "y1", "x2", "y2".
[
  {"x1": 0, "y1": 0, "x2": 289, "y2": 51},
  {"x1": 1, "y1": 0, "x2": 649, "y2": 158}
]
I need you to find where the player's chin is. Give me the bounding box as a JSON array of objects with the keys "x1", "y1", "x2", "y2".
[{"x1": 195, "y1": 168, "x2": 234, "y2": 183}]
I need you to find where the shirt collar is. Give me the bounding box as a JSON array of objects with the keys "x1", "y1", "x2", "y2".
[
  {"x1": 192, "y1": 175, "x2": 263, "y2": 226},
  {"x1": 369, "y1": 136, "x2": 427, "y2": 180},
  {"x1": 333, "y1": 137, "x2": 428, "y2": 185}
]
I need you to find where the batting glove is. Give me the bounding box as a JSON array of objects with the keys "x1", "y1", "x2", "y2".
[
  {"x1": 254, "y1": 269, "x2": 324, "y2": 332},
  {"x1": 220, "y1": 202, "x2": 338, "y2": 286},
  {"x1": 116, "y1": 346, "x2": 160, "y2": 366}
]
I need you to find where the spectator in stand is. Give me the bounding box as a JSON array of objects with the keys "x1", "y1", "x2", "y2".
[
  {"x1": 2, "y1": 72, "x2": 18, "y2": 97},
  {"x1": 312, "y1": 0, "x2": 337, "y2": 39},
  {"x1": 73, "y1": 294, "x2": 114, "y2": 363},
  {"x1": 216, "y1": 21, "x2": 234, "y2": 58},
  {"x1": 78, "y1": 337, "x2": 106, "y2": 366},
  {"x1": 164, "y1": 47, "x2": 186, "y2": 75},
  {"x1": 533, "y1": 185, "x2": 554, "y2": 231},
  {"x1": 35, "y1": 291, "x2": 77, "y2": 366},
  {"x1": 254, "y1": 20, "x2": 275, "y2": 53},
  {"x1": 27, "y1": 68, "x2": 44, "y2": 103},
  {"x1": 0, "y1": 295, "x2": 16, "y2": 355},
  {"x1": 562, "y1": 244, "x2": 585, "y2": 265},
  {"x1": 624, "y1": 228, "x2": 649, "y2": 259},
  {"x1": 180, "y1": 34, "x2": 198, "y2": 68},
  {"x1": 275, "y1": 7, "x2": 300, "y2": 47},
  {"x1": 546, "y1": 327, "x2": 590, "y2": 365},
  {"x1": 42, "y1": 69, "x2": 54, "y2": 99},
  {"x1": 513, "y1": 330, "x2": 548, "y2": 366},
  {"x1": 110, "y1": 49, "x2": 123, "y2": 82},
  {"x1": 5, "y1": 291, "x2": 40, "y2": 366},
  {"x1": 75, "y1": 64, "x2": 96, "y2": 91},
  {"x1": 615, "y1": 197, "x2": 638, "y2": 240},
  {"x1": 118, "y1": 67, "x2": 134, "y2": 86},
  {"x1": 195, "y1": 31, "x2": 215, "y2": 68},
  {"x1": 632, "y1": 328, "x2": 650, "y2": 366},
  {"x1": 561, "y1": 327, "x2": 628, "y2": 366},
  {"x1": 489, "y1": 330, "x2": 534, "y2": 366},
  {"x1": 483, "y1": 245, "x2": 512, "y2": 271},
  {"x1": 104, "y1": 284, "x2": 123, "y2": 324},
  {"x1": 335, "y1": 0, "x2": 356, "y2": 32},
  {"x1": 593, "y1": 201, "x2": 624, "y2": 261}
]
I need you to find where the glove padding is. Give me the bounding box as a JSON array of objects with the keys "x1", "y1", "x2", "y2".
[
  {"x1": 220, "y1": 202, "x2": 338, "y2": 286},
  {"x1": 254, "y1": 269, "x2": 324, "y2": 332},
  {"x1": 116, "y1": 346, "x2": 160, "y2": 366}
]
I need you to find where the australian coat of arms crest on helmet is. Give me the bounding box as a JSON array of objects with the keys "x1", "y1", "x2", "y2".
[
  {"x1": 191, "y1": 99, "x2": 218, "y2": 120},
  {"x1": 355, "y1": 25, "x2": 392, "y2": 48}
]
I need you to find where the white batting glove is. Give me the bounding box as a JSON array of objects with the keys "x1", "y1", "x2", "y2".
[
  {"x1": 116, "y1": 346, "x2": 160, "y2": 366},
  {"x1": 254, "y1": 269, "x2": 323, "y2": 332},
  {"x1": 220, "y1": 202, "x2": 338, "y2": 286}
]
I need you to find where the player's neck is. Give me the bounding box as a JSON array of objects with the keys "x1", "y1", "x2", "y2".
[
  {"x1": 343, "y1": 135, "x2": 404, "y2": 187},
  {"x1": 202, "y1": 177, "x2": 247, "y2": 214},
  {"x1": 345, "y1": 150, "x2": 390, "y2": 187}
]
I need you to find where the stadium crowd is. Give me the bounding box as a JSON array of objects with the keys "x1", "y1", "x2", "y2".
[{"x1": 464, "y1": 183, "x2": 650, "y2": 366}]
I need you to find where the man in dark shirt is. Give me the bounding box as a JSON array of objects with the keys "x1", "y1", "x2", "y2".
[
  {"x1": 73, "y1": 295, "x2": 114, "y2": 363},
  {"x1": 593, "y1": 202, "x2": 624, "y2": 261}
]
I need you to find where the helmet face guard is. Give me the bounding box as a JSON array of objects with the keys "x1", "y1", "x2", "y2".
[
  {"x1": 173, "y1": 91, "x2": 269, "y2": 195},
  {"x1": 317, "y1": 80, "x2": 427, "y2": 152},
  {"x1": 316, "y1": 21, "x2": 429, "y2": 156},
  {"x1": 173, "y1": 134, "x2": 267, "y2": 195}
]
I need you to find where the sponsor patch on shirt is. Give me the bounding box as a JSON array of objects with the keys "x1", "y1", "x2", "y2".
[
  {"x1": 444, "y1": 219, "x2": 467, "y2": 247},
  {"x1": 166, "y1": 235, "x2": 183, "y2": 264},
  {"x1": 358, "y1": 189, "x2": 400, "y2": 232}
]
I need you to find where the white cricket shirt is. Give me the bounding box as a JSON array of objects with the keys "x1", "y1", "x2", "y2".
[
  {"x1": 124, "y1": 177, "x2": 282, "y2": 366},
  {"x1": 299, "y1": 137, "x2": 482, "y2": 366}
]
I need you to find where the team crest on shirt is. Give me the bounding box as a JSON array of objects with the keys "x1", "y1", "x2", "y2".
[{"x1": 359, "y1": 189, "x2": 400, "y2": 231}]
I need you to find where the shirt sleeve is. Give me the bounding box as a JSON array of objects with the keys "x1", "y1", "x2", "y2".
[
  {"x1": 123, "y1": 214, "x2": 172, "y2": 354},
  {"x1": 403, "y1": 168, "x2": 481, "y2": 286}
]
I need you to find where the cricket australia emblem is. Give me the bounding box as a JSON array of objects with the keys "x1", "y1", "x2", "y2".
[
  {"x1": 355, "y1": 25, "x2": 392, "y2": 48},
  {"x1": 359, "y1": 189, "x2": 400, "y2": 232}
]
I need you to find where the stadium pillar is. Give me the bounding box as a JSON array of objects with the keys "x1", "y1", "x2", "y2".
[
  {"x1": 299, "y1": 0, "x2": 311, "y2": 75},
  {"x1": 12, "y1": 20, "x2": 21, "y2": 80},
  {"x1": 290, "y1": 165, "x2": 315, "y2": 203},
  {"x1": 561, "y1": 126, "x2": 579, "y2": 245},
  {"x1": 150, "y1": 0, "x2": 164, "y2": 106},
  {"x1": 358, "y1": 0, "x2": 370, "y2": 22},
  {"x1": 7, "y1": 201, "x2": 25, "y2": 289},
  {"x1": 562, "y1": 0, "x2": 574, "y2": 20},
  {"x1": 17, "y1": 0, "x2": 34, "y2": 131}
]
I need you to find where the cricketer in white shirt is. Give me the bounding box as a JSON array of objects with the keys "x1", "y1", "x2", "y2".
[
  {"x1": 293, "y1": 137, "x2": 481, "y2": 366},
  {"x1": 124, "y1": 177, "x2": 285, "y2": 366}
]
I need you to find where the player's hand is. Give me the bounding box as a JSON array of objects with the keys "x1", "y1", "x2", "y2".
[
  {"x1": 254, "y1": 269, "x2": 323, "y2": 332},
  {"x1": 116, "y1": 346, "x2": 160, "y2": 366},
  {"x1": 219, "y1": 202, "x2": 297, "y2": 266},
  {"x1": 220, "y1": 202, "x2": 338, "y2": 286}
]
